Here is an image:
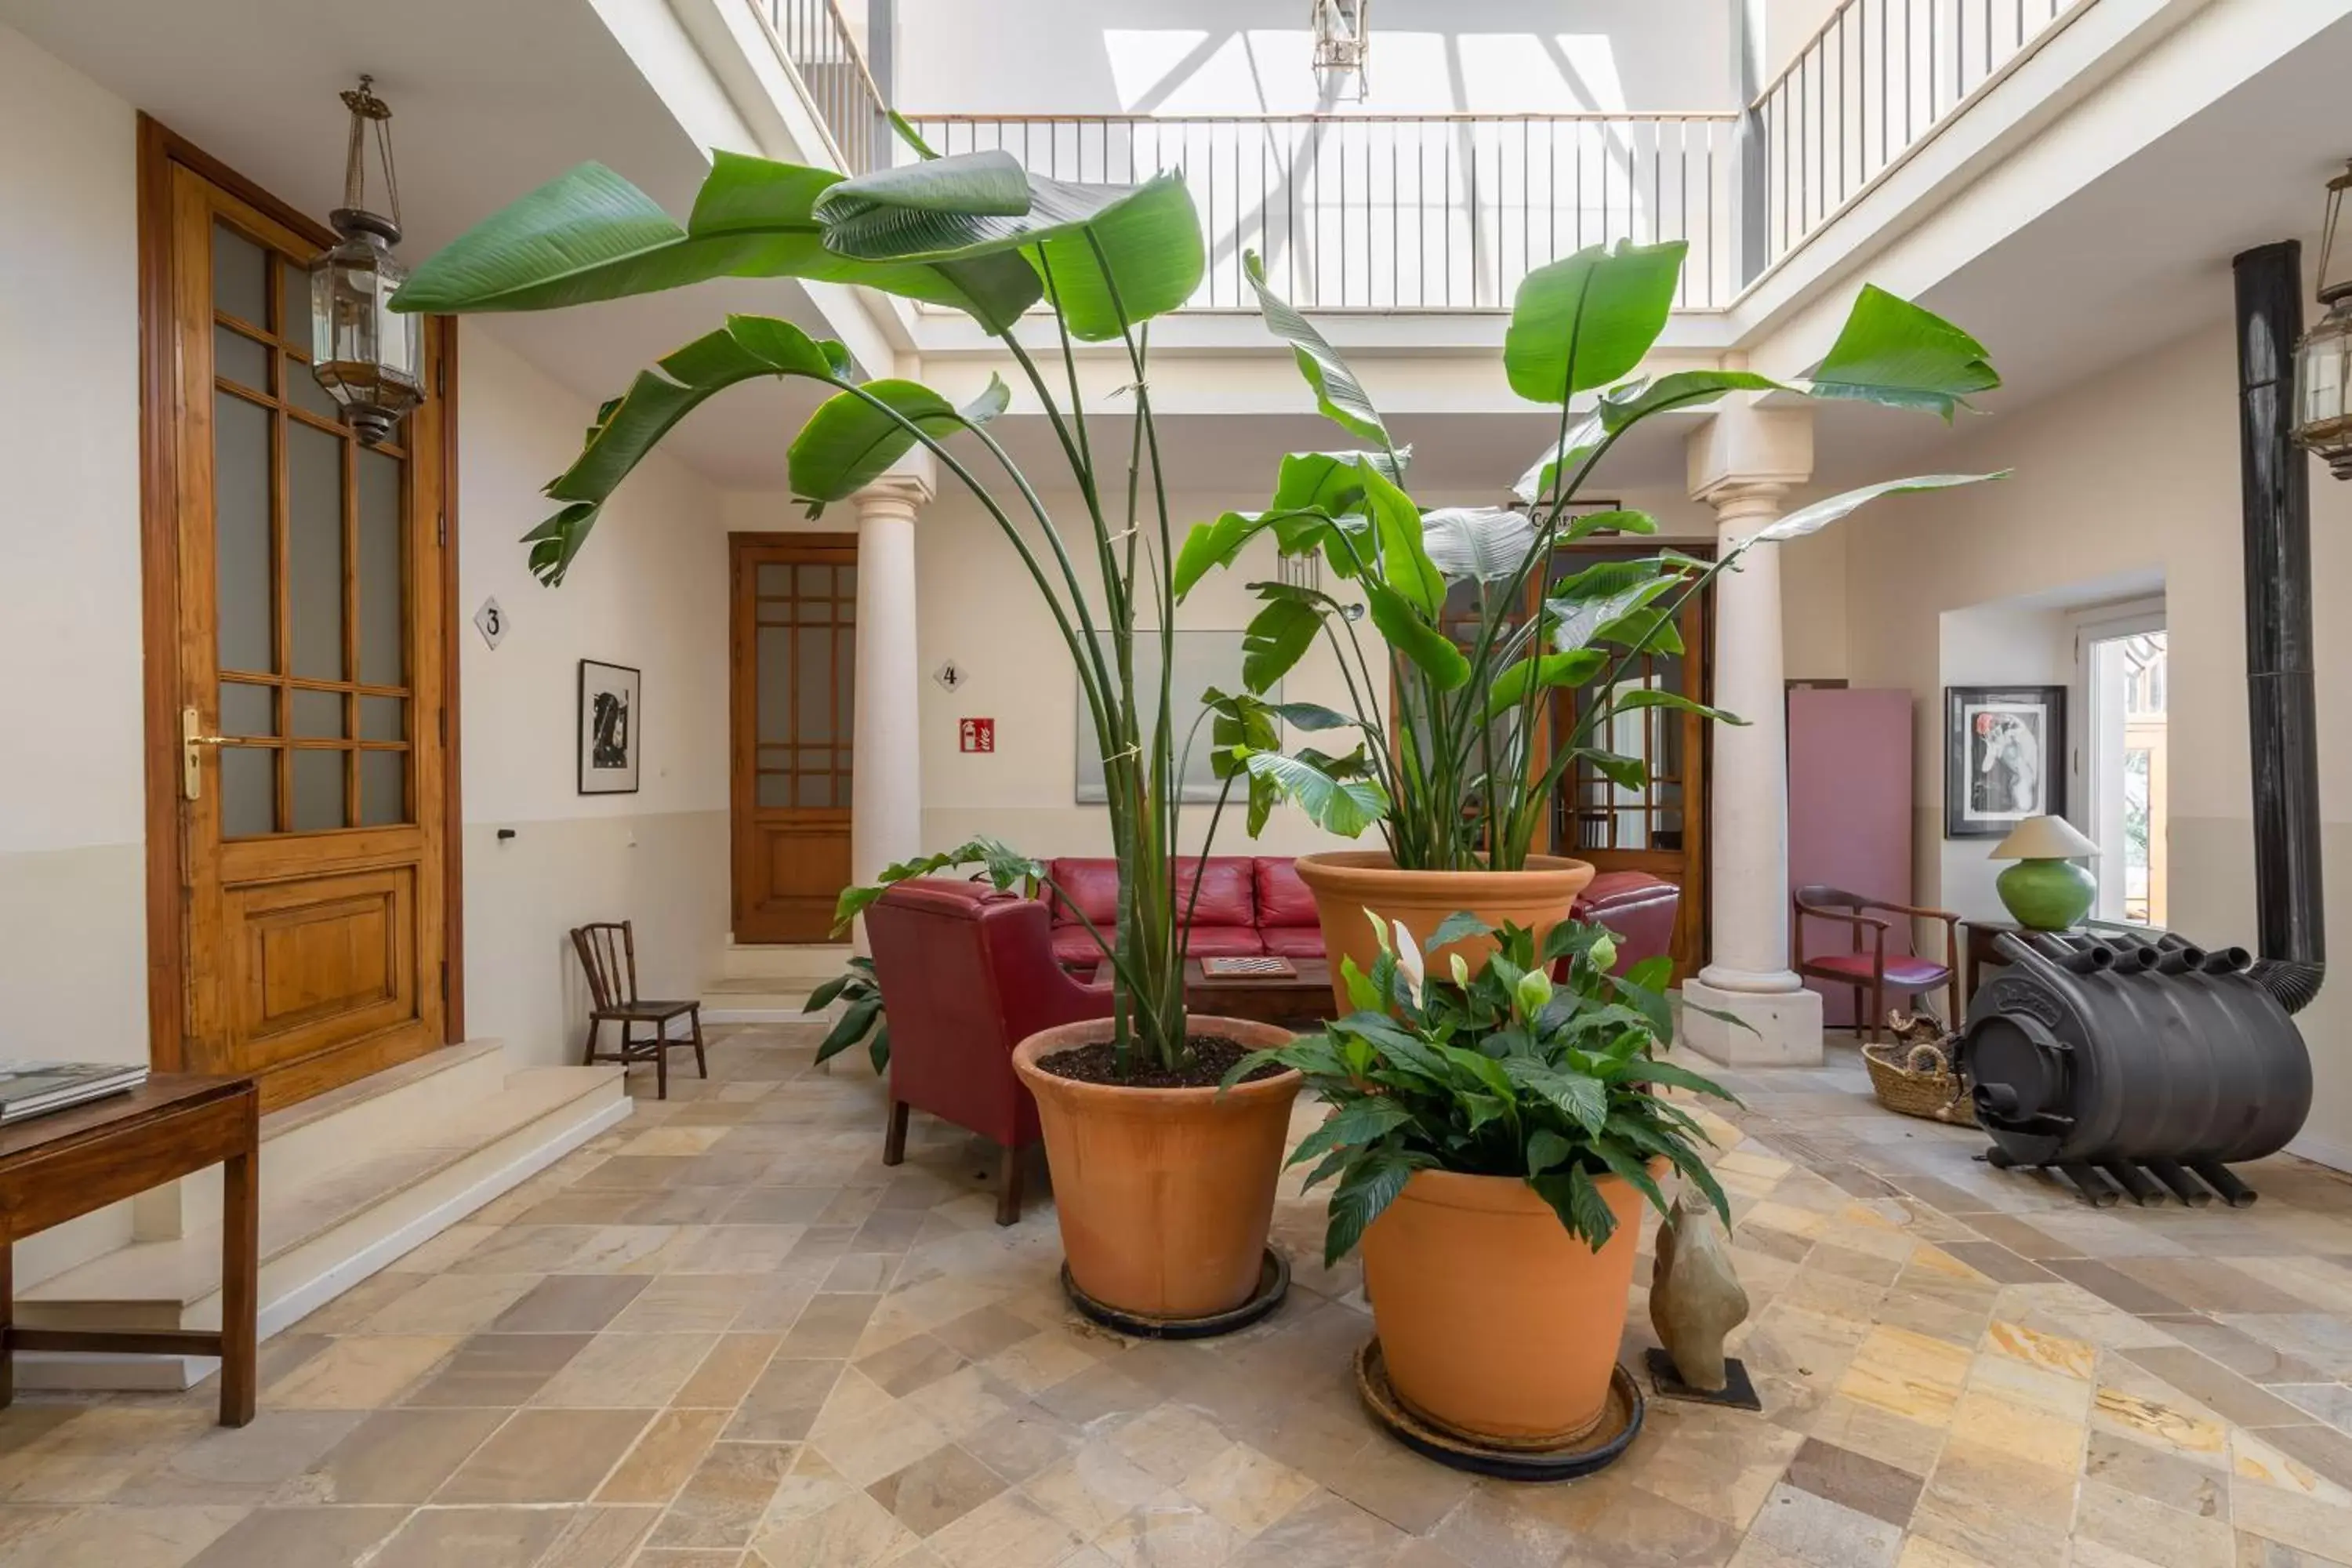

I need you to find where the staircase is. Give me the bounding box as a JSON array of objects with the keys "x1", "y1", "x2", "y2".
[
  {"x1": 15, "y1": 1042, "x2": 628, "y2": 1390},
  {"x1": 700, "y1": 940, "x2": 854, "y2": 1022}
]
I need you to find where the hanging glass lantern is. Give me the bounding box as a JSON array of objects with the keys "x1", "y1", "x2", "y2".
[
  {"x1": 2294, "y1": 161, "x2": 2352, "y2": 479},
  {"x1": 1310, "y1": 0, "x2": 1370, "y2": 100},
  {"x1": 309, "y1": 76, "x2": 423, "y2": 446}
]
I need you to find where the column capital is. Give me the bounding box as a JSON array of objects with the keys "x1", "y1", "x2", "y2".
[
  {"x1": 1686, "y1": 403, "x2": 1812, "y2": 509},
  {"x1": 852, "y1": 452, "x2": 936, "y2": 517}
]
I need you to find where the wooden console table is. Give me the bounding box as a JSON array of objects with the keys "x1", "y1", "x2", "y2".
[{"x1": 0, "y1": 1075, "x2": 260, "y2": 1425}]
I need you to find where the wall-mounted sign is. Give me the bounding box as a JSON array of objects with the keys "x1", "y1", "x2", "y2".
[
  {"x1": 473, "y1": 597, "x2": 507, "y2": 650},
  {"x1": 959, "y1": 717, "x2": 995, "y2": 753},
  {"x1": 933, "y1": 659, "x2": 967, "y2": 692}
]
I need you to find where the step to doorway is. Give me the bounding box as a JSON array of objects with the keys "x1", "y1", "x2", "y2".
[
  {"x1": 14, "y1": 1044, "x2": 630, "y2": 1392},
  {"x1": 701, "y1": 976, "x2": 825, "y2": 1022},
  {"x1": 717, "y1": 940, "x2": 852, "y2": 984}
]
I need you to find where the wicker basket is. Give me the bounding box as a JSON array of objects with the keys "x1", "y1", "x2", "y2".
[{"x1": 1863, "y1": 1019, "x2": 1976, "y2": 1126}]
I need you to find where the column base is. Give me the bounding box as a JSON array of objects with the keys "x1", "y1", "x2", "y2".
[{"x1": 1679, "y1": 978, "x2": 1823, "y2": 1068}]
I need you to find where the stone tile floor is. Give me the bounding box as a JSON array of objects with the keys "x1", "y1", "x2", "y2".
[{"x1": 2, "y1": 1022, "x2": 2350, "y2": 1566}]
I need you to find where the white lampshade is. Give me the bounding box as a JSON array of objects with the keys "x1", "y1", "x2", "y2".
[{"x1": 1989, "y1": 815, "x2": 2100, "y2": 862}]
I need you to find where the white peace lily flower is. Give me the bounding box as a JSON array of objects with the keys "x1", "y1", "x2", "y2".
[
  {"x1": 1392, "y1": 920, "x2": 1425, "y2": 1003},
  {"x1": 1449, "y1": 953, "x2": 1472, "y2": 991},
  {"x1": 1589, "y1": 933, "x2": 1618, "y2": 974}
]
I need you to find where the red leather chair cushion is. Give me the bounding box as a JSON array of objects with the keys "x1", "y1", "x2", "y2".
[
  {"x1": 1806, "y1": 952, "x2": 1952, "y2": 989},
  {"x1": 1177, "y1": 858, "x2": 1258, "y2": 927},
  {"x1": 1051, "y1": 925, "x2": 1104, "y2": 971},
  {"x1": 1570, "y1": 872, "x2": 1680, "y2": 975},
  {"x1": 1263, "y1": 925, "x2": 1327, "y2": 959},
  {"x1": 1046, "y1": 858, "x2": 1121, "y2": 929},
  {"x1": 1254, "y1": 858, "x2": 1319, "y2": 928},
  {"x1": 1183, "y1": 926, "x2": 1269, "y2": 959}
]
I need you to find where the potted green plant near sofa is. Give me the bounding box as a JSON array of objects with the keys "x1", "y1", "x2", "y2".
[
  {"x1": 1180, "y1": 246, "x2": 2003, "y2": 997},
  {"x1": 393, "y1": 132, "x2": 1301, "y2": 1330},
  {"x1": 1225, "y1": 913, "x2": 1733, "y2": 1458}
]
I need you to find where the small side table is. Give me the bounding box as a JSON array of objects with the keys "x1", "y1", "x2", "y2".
[
  {"x1": 1958, "y1": 919, "x2": 2078, "y2": 1012},
  {"x1": 0, "y1": 1075, "x2": 260, "y2": 1425}
]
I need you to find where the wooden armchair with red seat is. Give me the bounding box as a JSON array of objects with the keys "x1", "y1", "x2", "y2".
[
  {"x1": 862, "y1": 878, "x2": 1112, "y2": 1225},
  {"x1": 1792, "y1": 884, "x2": 1962, "y2": 1041}
]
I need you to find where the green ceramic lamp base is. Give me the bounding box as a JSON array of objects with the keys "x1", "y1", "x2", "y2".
[{"x1": 1996, "y1": 858, "x2": 2096, "y2": 931}]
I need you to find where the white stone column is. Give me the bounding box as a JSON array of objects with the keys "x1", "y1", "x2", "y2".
[
  {"x1": 850, "y1": 460, "x2": 933, "y2": 906},
  {"x1": 1680, "y1": 406, "x2": 1823, "y2": 1067}
]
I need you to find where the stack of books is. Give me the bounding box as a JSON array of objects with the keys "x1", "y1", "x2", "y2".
[{"x1": 0, "y1": 1062, "x2": 150, "y2": 1126}]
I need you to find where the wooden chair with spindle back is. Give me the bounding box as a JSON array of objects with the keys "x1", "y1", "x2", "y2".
[{"x1": 569, "y1": 920, "x2": 707, "y2": 1099}]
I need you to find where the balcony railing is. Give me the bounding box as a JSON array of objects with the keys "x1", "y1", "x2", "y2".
[
  {"x1": 1754, "y1": 0, "x2": 2088, "y2": 263},
  {"x1": 750, "y1": 0, "x2": 886, "y2": 174},
  {"x1": 902, "y1": 114, "x2": 1737, "y2": 313},
  {"x1": 750, "y1": 0, "x2": 2097, "y2": 314}
]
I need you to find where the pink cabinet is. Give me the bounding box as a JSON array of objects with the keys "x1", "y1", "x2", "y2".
[{"x1": 1787, "y1": 688, "x2": 1916, "y2": 1029}]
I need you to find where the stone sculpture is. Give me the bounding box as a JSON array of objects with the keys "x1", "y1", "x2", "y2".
[{"x1": 1646, "y1": 1187, "x2": 1754, "y2": 1404}]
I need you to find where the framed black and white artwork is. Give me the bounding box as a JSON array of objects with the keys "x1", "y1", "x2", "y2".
[
  {"x1": 1944, "y1": 685, "x2": 2063, "y2": 837},
  {"x1": 579, "y1": 660, "x2": 642, "y2": 795}
]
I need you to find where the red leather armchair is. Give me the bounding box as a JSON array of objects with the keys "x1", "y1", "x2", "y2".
[
  {"x1": 1576, "y1": 872, "x2": 1682, "y2": 976},
  {"x1": 864, "y1": 878, "x2": 1112, "y2": 1223}
]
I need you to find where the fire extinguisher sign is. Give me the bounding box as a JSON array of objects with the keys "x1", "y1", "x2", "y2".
[{"x1": 959, "y1": 717, "x2": 996, "y2": 753}]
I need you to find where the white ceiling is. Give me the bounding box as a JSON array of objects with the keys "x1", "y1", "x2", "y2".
[{"x1": 10, "y1": 0, "x2": 2349, "y2": 499}]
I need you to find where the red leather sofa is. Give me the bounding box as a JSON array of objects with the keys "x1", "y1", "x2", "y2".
[
  {"x1": 864, "y1": 877, "x2": 1112, "y2": 1224},
  {"x1": 1043, "y1": 857, "x2": 1321, "y2": 971},
  {"x1": 1040, "y1": 857, "x2": 1680, "y2": 978}
]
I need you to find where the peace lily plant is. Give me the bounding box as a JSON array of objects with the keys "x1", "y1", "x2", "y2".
[{"x1": 1185, "y1": 249, "x2": 2005, "y2": 868}]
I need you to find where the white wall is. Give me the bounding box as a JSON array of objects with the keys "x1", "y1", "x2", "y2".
[
  {"x1": 457, "y1": 327, "x2": 733, "y2": 1065},
  {"x1": 895, "y1": 1, "x2": 1736, "y2": 115},
  {"x1": 1840, "y1": 318, "x2": 2352, "y2": 1167},
  {"x1": 0, "y1": 23, "x2": 149, "y2": 1284}
]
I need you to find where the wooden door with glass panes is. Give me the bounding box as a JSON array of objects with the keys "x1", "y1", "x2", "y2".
[
  {"x1": 730, "y1": 534, "x2": 856, "y2": 942},
  {"x1": 154, "y1": 151, "x2": 449, "y2": 1108},
  {"x1": 1544, "y1": 543, "x2": 1711, "y2": 980}
]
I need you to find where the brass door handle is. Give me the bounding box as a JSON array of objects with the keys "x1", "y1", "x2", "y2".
[{"x1": 182, "y1": 706, "x2": 230, "y2": 800}]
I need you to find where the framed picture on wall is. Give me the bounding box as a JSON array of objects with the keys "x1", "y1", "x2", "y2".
[
  {"x1": 1944, "y1": 685, "x2": 2063, "y2": 837},
  {"x1": 1075, "y1": 632, "x2": 1269, "y2": 804},
  {"x1": 579, "y1": 660, "x2": 642, "y2": 795}
]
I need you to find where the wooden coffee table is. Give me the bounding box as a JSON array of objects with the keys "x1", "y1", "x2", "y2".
[{"x1": 1091, "y1": 958, "x2": 1336, "y2": 1032}]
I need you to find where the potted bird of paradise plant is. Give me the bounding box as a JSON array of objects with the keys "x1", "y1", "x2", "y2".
[
  {"x1": 1181, "y1": 246, "x2": 2002, "y2": 1000},
  {"x1": 394, "y1": 132, "x2": 1301, "y2": 1329}
]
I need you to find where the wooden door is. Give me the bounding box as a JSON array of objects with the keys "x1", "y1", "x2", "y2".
[
  {"x1": 1544, "y1": 543, "x2": 1712, "y2": 979},
  {"x1": 730, "y1": 534, "x2": 856, "y2": 943},
  {"x1": 144, "y1": 134, "x2": 452, "y2": 1109}
]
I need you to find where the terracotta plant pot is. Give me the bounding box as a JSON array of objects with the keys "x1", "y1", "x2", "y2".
[
  {"x1": 1361, "y1": 1166, "x2": 1651, "y2": 1445},
  {"x1": 1294, "y1": 851, "x2": 1596, "y2": 1014},
  {"x1": 1011, "y1": 1018, "x2": 1302, "y2": 1320}
]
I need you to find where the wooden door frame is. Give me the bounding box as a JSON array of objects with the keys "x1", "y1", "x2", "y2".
[
  {"x1": 1537, "y1": 537, "x2": 1715, "y2": 978},
  {"x1": 136, "y1": 115, "x2": 466, "y2": 1073},
  {"x1": 728, "y1": 531, "x2": 857, "y2": 942}
]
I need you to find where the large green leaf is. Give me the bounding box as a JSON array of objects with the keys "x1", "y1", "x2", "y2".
[
  {"x1": 1806, "y1": 285, "x2": 2001, "y2": 419},
  {"x1": 1271, "y1": 448, "x2": 1407, "y2": 512},
  {"x1": 1242, "y1": 751, "x2": 1390, "y2": 837},
  {"x1": 520, "y1": 315, "x2": 853, "y2": 584},
  {"x1": 1240, "y1": 595, "x2": 1323, "y2": 691},
  {"x1": 1511, "y1": 412, "x2": 1603, "y2": 504},
  {"x1": 787, "y1": 376, "x2": 1011, "y2": 514},
  {"x1": 1029, "y1": 173, "x2": 1207, "y2": 341},
  {"x1": 1483, "y1": 648, "x2": 1606, "y2": 721},
  {"x1": 1748, "y1": 472, "x2": 2008, "y2": 544},
  {"x1": 811, "y1": 156, "x2": 1204, "y2": 340},
  {"x1": 393, "y1": 156, "x2": 1041, "y2": 332},
  {"x1": 1361, "y1": 577, "x2": 1471, "y2": 691},
  {"x1": 1356, "y1": 459, "x2": 1446, "y2": 617},
  {"x1": 1171, "y1": 506, "x2": 1337, "y2": 598},
  {"x1": 1503, "y1": 241, "x2": 1687, "y2": 405},
  {"x1": 1244, "y1": 251, "x2": 1389, "y2": 445},
  {"x1": 1420, "y1": 507, "x2": 1536, "y2": 583},
  {"x1": 1598, "y1": 369, "x2": 1784, "y2": 431},
  {"x1": 1323, "y1": 1150, "x2": 1430, "y2": 1265}
]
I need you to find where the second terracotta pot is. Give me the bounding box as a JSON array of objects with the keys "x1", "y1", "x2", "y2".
[
  {"x1": 1011, "y1": 1017, "x2": 1301, "y2": 1320},
  {"x1": 1361, "y1": 1165, "x2": 1652, "y2": 1445},
  {"x1": 1294, "y1": 851, "x2": 1596, "y2": 1015}
]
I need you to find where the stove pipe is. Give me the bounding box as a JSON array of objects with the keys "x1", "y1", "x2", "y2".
[{"x1": 2232, "y1": 242, "x2": 2327, "y2": 1014}]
